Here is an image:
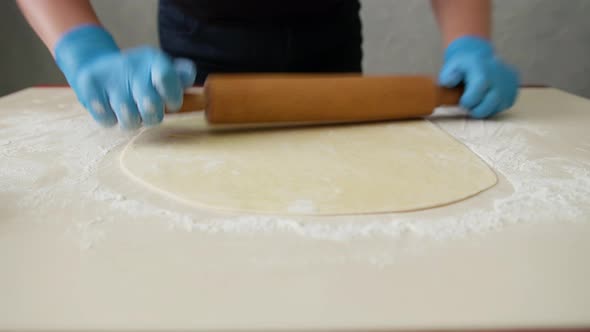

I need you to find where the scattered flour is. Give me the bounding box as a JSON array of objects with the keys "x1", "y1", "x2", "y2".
[
  {"x1": 83, "y1": 108, "x2": 590, "y2": 242},
  {"x1": 2, "y1": 90, "x2": 590, "y2": 254},
  {"x1": 68, "y1": 217, "x2": 106, "y2": 250}
]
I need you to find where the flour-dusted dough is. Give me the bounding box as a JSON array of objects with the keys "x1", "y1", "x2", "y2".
[{"x1": 120, "y1": 113, "x2": 497, "y2": 215}]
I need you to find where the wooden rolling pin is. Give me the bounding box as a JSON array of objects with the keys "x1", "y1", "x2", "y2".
[{"x1": 176, "y1": 74, "x2": 463, "y2": 124}]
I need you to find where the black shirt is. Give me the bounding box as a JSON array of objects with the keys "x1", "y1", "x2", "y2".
[{"x1": 169, "y1": 0, "x2": 359, "y2": 22}]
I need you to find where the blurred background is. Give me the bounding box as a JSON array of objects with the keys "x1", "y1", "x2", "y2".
[{"x1": 1, "y1": 0, "x2": 589, "y2": 97}]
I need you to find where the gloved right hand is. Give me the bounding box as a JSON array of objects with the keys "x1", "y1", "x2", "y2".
[
  {"x1": 438, "y1": 36, "x2": 519, "y2": 119},
  {"x1": 54, "y1": 25, "x2": 196, "y2": 129}
]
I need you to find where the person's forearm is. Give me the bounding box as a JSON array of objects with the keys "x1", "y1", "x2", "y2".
[
  {"x1": 17, "y1": 0, "x2": 101, "y2": 55},
  {"x1": 430, "y1": 0, "x2": 491, "y2": 48}
]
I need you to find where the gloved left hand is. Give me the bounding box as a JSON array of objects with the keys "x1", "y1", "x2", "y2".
[
  {"x1": 438, "y1": 36, "x2": 520, "y2": 118},
  {"x1": 54, "y1": 25, "x2": 196, "y2": 129}
]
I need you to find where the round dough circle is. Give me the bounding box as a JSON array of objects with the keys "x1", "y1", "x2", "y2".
[{"x1": 120, "y1": 113, "x2": 497, "y2": 215}]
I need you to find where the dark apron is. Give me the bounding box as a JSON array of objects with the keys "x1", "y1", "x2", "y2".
[{"x1": 158, "y1": 0, "x2": 363, "y2": 84}]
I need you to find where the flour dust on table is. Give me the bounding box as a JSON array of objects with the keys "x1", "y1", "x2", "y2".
[{"x1": 4, "y1": 89, "x2": 590, "y2": 252}]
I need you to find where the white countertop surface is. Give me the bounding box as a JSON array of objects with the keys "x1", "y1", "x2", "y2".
[{"x1": 1, "y1": 87, "x2": 589, "y2": 331}]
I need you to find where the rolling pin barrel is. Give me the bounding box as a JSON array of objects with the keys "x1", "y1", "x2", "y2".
[{"x1": 179, "y1": 74, "x2": 464, "y2": 124}]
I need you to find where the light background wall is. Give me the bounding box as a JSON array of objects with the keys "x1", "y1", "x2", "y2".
[{"x1": 2, "y1": 1, "x2": 589, "y2": 97}]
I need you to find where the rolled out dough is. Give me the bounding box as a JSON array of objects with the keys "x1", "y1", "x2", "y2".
[{"x1": 120, "y1": 113, "x2": 497, "y2": 215}]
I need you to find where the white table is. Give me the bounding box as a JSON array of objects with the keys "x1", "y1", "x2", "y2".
[{"x1": 1, "y1": 88, "x2": 589, "y2": 331}]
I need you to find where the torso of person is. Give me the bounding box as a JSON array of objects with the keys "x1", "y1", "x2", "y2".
[
  {"x1": 167, "y1": 0, "x2": 356, "y2": 22},
  {"x1": 159, "y1": 0, "x2": 363, "y2": 83}
]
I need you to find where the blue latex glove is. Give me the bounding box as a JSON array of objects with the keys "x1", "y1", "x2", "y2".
[
  {"x1": 54, "y1": 25, "x2": 196, "y2": 129},
  {"x1": 438, "y1": 36, "x2": 519, "y2": 119}
]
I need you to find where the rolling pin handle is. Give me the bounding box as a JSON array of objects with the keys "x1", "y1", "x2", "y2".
[
  {"x1": 436, "y1": 85, "x2": 464, "y2": 107},
  {"x1": 169, "y1": 87, "x2": 207, "y2": 113}
]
